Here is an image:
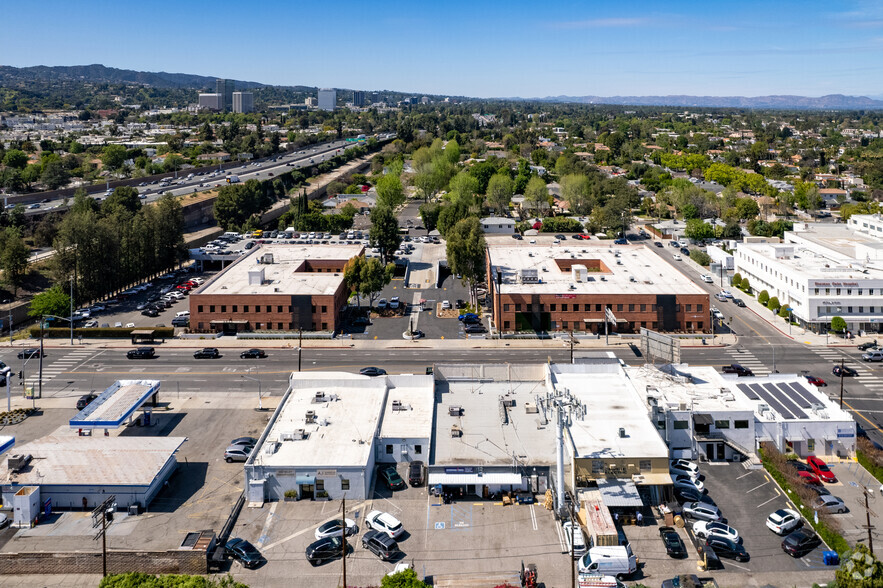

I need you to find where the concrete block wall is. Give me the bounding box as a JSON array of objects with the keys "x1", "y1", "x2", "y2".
[{"x1": 0, "y1": 550, "x2": 207, "y2": 575}]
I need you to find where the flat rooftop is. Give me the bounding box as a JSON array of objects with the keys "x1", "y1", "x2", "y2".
[
  {"x1": 738, "y1": 241, "x2": 883, "y2": 281},
  {"x1": 197, "y1": 243, "x2": 363, "y2": 296},
  {"x1": 550, "y1": 363, "x2": 670, "y2": 460},
  {"x1": 627, "y1": 365, "x2": 756, "y2": 414},
  {"x1": 70, "y1": 380, "x2": 160, "y2": 429},
  {"x1": 379, "y1": 375, "x2": 435, "y2": 440},
  {"x1": 254, "y1": 373, "x2": 385, "y2": 468},
  {"x1": 724, "y1": 374, "x2": 854, "y2": 423},
  {"x1": 433, "y1": 376, "x2": 556, "y2": 467},
  {"x1": 486, "y1": 242, "x2": 707, "y2": 295},
  {"x1": 3, "y1": 436, "x2": 185, "y2": 487},
  {"x1": 786, "y1": 224, "x2": 883, "y2": 261}
]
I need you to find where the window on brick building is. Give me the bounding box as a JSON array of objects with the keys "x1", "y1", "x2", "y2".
[
  {"x1": 322, "y1": 323, "x2": 327, "y2": 330},
  {"x1": 322, "y1": 306, "x2": 327, "y2": 313},
  {"x1": 527, "y1": 304, "x2": 532, "y2": 311},
  {"x1": 504, "y1": 321, "x2": 510, "y2": 329},
  {"x1": 640, "y1": 304, "x2": 646, "y2": 311},
  {"x1": 221, "y1": 305, "x2": 226, "y2": 313},
  {"x1": 255, "y1": 322, "x2": 261, "y2": 329},
  {"x1": 562, "y1": 304, "x2": 568, "y2": 311},
  {"x1": 676, "y1": 304, "x2": 681, "y2": 312},
  {"x1": 550, "y1": 304, "x2": 557, "y2": 311},
  {"x1": 287, "y1": 306, "x2": 292, "y2": 313},
  {"x1": 595, "y1": 304, "x2": 602, "y2": 311},
  {"x1": 651, "y1": 304, "x2": 657, "y2": 311},
  {"x1": 504, "y1": 304, "x2": 511, "y2": 311},
  {"x1": 573, "y1": 304, "x2": 579, "y2": 311},
  {"x1": 198, "y1": 305, "x2": 204, "y2": 312},
  {"x1": 697, "y1": 322, "x2": 703, "y2": 329},
  {"x1": 629, "y1": 304, "x2": 635, "y2": 311},
  {"x1": 515, "y1": 304, "x2": 522, "y2": 311},
  {"x1": 697, "y1": 304, "x2": 702, "y2": 311},
  {"x1": 617, "y1": 304, "x2": 623, "y2": 311},
  {"x1": 311, "y1": 306, "x2": 316, "y2": 313},
  {"x1": 232, "y1": 305, "x2": 238, "y2": 312},
  {"x1": 277, "y1": 306, "x2": 283, "y2": 313},
  {"x1": 562, "y1": 321, "x2": 568, "y2": 329},
  {"x1": 288, "y1": 323, "x2": 294, "y2": 329},
  {"x1": 210, "y1": 305, "x2": 215, "y2": 312},
  {"x1": 244, "y1": 305, "x2": 249, "y2": 312},
  {"x1": 685, "y1": 304, "x2": 691, "y2": 311}
]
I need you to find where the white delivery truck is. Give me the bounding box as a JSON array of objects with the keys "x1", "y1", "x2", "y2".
[{"x1": 577, "y1": 545, "x2": 637, "y2": 580}]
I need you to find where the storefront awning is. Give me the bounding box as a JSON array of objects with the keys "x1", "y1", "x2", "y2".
[
  {"x1": 428, "y1": 472, "x2": 523, "y2": 486},
  {"x1": 596, "y1": 478, "x2": 644, "y2": 507},
  {"x1": 693, "y1": 413, "x2": 714, "y2": 426},
  {"x1": 295, "y1": 474, "x2": 315, "y2": 484}
]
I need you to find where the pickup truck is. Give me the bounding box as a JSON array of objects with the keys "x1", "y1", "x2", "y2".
[{"x1": 661, "y1": 575, "x2": 719, "y2": 588}]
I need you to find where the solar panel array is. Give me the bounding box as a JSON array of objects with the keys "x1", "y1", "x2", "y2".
[{"x1": 736, "y1": 381, "x2": 821, "y2": 420}]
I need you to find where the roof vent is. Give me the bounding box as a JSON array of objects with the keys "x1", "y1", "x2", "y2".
[
  {"x1": 305, "y1": 410, "x2": 316, "y2": 423},
  {"x1": 8, "y1": 454, "x2": 31, "y2": 472},
  {"x1": 392, "y1": 399, "x2": 403, "y2": 411}
]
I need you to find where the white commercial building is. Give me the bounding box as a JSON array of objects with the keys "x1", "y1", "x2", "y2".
[
  {"x1": 245, "y1": 372, "x2": 432, "y2": 502},
  {"x1": 480, "y1": 217, "x2": 516, "y2": 234},
  {"x1": 232, "y1": 92, "x2": 254, "y2": 114},
  {"x1": 735, "y1": 222, "x2": 883, "y2": 333},
  {"x1": 318, "y1": 88, "x2": 337, "y2": 111}
]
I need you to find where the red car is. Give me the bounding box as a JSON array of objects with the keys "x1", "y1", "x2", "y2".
[
  {"x1": 806, "y1": 455, "x2": 836, "y2": 483},
  {"x1": 805, "y1": 375, "x2": 827, "y2": 387},
  {"x1": 796, "y1": 470, "x2": 822, "y2": 485},
  {"x1": 577, "y1": 234, "x2": 592, "y2": 240}
]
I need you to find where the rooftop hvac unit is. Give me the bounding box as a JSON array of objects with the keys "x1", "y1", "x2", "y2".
[
  {"x1": 305, "y1": 410, "x2": 316, "y2": 423},
  {"x1": 261, "y1": 253, "x2": 274, "y2": 264},
  {"x1": 618, "y1": 427, "x2": 626, "y2": 438},
  {"x1": 520, "y1": 268, "x2": 539, "y2": 283},
  {"x1": 392, "y1": 399, "x2": 403, "y2": 411},
  {"x1": 314, "y1": 391, "x2": 326, "y2": 401},
  {"x1": 247, "y1": 267, "x2": 265, "y2": 285},
  {"x1": 571, "y1": 264, "x2": 587, "y2": 283},
  {"x1": 264, "y1": 441, "x2": 280, "y2": 454},
  {"x1": 524, "y1": 402, "x2": 538, "y2": 414},
  {"x1": 451, "y1": 424, "x2": 463, "y2": 438},
  {"x1": 501, "y1": 396, "x2": 516, "y2": 407},
  {"x1": 8, "y1": 454, "x2": 31, "y2": 472}
]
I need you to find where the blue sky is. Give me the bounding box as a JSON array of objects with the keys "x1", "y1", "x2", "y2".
[{"x1": 4, "y1": 0, "x2": 883, "y2": 98}]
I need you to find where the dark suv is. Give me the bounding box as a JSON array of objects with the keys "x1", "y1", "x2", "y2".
[
  {"x1": 722, "y1": 363, "x2": 753, "y2": 377},
  {"x1": 408, "y1": 461, "x2": 424, "y2": 487},
  {"x1": 380, "y1": 466, "x2": 406, "y2": 491},
  {"x1": 361, "y1": 530, "x2": 399, "y2": 561},
  {"x1": 127, "y1": 347, "x2": 156, "y2": 359},
  {"x1": 194, "y1": 347, "x2": 220, "y2": 359}
]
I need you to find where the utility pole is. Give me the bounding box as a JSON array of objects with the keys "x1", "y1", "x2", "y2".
[
  {"x1": 298, "y1": 328, "x2": 303, "y2": 372},
  {"x1": 569, "y1": 329, "x2": 575, "y2": 363},
  {"x1": 840, "y1": 359, "x2": 845, "y2": 409},
  {"x1": 341, "y1": 494, "x2": 347, "y2": 588},
  {"x1": 92, "y1": 495, "x2": 116, "y2": 577},
  {"x1": 866, "y1": 488, "x2": 875, "y2": 556},
  {"x1": 70, "y1": 277, "x2": 74, "y2": 346}
]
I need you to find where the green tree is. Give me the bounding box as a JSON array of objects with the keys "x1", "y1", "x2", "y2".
[
  {"x1": 0, "y1": 228, "x2": 30, "y2": 295},
  {"x1": 199, "y1": 121, "x2": 215, "y2": 142},
  {"x1": 758, "y1": 290, "x2": 770, "y2": 305},
  {"x1": 437, "y1": 201, "x2": 470, "y2": 237},
  {"x1": 831, "y1": 316, "x2": 847, "y2": 333},
  {"x1": 381, "y1": 568, "x2": 429, "y2": 588},
  {"x1": 28, "y1": 284, "x2": 70, "y2": 318},
  {"x1": 2, "y1": 149, "x2": 28, "y2": 169},
  {"x1": 447, "y1": 172, "x2": 480, "y2": 207},
  {"x1": 419, "y1": 202, "x2": 441, "y2": 232},
  {"x1": 720, "y1": 221, "x2": 742, "y2": 239},
  {"x1": 767, "y1": 296, "x2": 780, "y2": 312},
  {"x1": 376, "y1": 173, "x2": 406, "y2": 209},
  {"x1": 561, "y1": 174, "x2": 592, "y2": 215},
  {"x1": 523, "y1": 176, "x2": 550, "y2": 215},
  {"x1": 40, "y1": 159, "x2": 69, "y2": 189},
  {"x1": 689, "y1": 249, "x2": 711, "y2": 266},
  {"x1": 102, "y1": 186, "x2": 142, "y2": 215},
  {"x1": 485, "y1": 173, "x2": 513, "y2": 215},
  {"x1": 741, "y1": 278, "x2": 751, "y2": 293},
  {"x1": 369, "y1": 205, "x2": 401, "y2": 263},
  {"x1": 101, "y1": 144, "x2": 128, "y2": 171},
  {"x1": 344, "y1": 255, "x2": 394, "y2": 308},
  {"x1": 732, "y1": 272, "x2": 742, "y2": 288},
  {"x1": 163, "y1": 154, "x2": 185, "y2": 174},
  {"x1": 684, "y1": 219, "x2": 714, "y2": 242},
  {"x1": 445, "y1": 217, "x2": 487, "y2": 303},
  {"x1": 444, "y1": 139, "x2": 460, "y2": 165},
  {"x1": 835, "y1": 544, "x2": 883, "y2": 587},
  {"x1": 734, "y1": 197, "x2": 760, "y2": 219}
]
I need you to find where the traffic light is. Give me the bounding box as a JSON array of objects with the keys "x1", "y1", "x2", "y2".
[{"x1": 17, "y1": 371, "x2": 22, "y2": 381}]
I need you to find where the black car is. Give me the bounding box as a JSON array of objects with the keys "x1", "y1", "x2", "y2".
[
  {"x1": 240, "y1": 348, "x2": 267, "y2": 359},
  {"x1": 782, "y1": 528, "x2": 822, "y2": 558},
  {"x1": 786, "y1": 460, "x2": 814, "y2": 473},
  {"x1": 555, "y1": 234, "x2": 567, "y2": 240},
  {"x1": 680, "y1": 247, "x2": 691, "y2": 255},
  {"x1": 194, "y1": 347, "x2": 220, "y2": 359},
  {"x1": 225, "y1": 538, "x2": 264, "y2": 568},
  {"x1": 654, "y1": 241, "x2": 663, "y2": 247},
  {"x1": 141, "y1": 308, "x2": 159, "y2": 317},
  {"x1": 127, "y1": 347, "x2": 156, "y2": 359},
  {"x1": 409, "y1": 460, "x2": 424, "y2": 486},
  {"x1": 659, "y1": 526, "x2": 688, "y2": 558},
  {"x1": 455, "y1": 299, "x2": 467, "y2": 309},
  {"x1": 17, "y1": 348, "x2": 43, "y2": 360},
  {"x1": 704, "y1": 537, "x2": 749, "y2": 562},
  {"x1": 513, "y1": 233, "x2": 523, "y2": 240},
  {"x1": 362, "y1": 530, "x2": 400, "y2": 561},
  {"x1": 675, "y1": 486, "x2": 716, "y2": 507},
  {"x1": 833, "y1": 365, "x2": 858, "y2": 377},
  {"x1": 722, "y1": 363, "x2": 753, "y2": 377},
  {"x1": 76, "y1": 393, "x2": 98, "y2": 411},
  {"x1": 464, "y1": 324, "x2": 487, "y2": 334},
  {"x1": 733, "y1": 299, "x2": 746, "y2": 307},
  {"x1": 858, "y1": 340, "x2": 879, "y2": 351},
  {"x1": 305, "y1": 536, "x2": 346, "y2": 566},
  {"x1": 380, "y1": 466, "x2": 406, "y2": 491},
  {"x1": 359, "y1": 367, "x2": 387, "y2": 377}
]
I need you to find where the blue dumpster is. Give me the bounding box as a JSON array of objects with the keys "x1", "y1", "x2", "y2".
[{"x1": 823, "y1": 551, "x2": 839, "y2": 566}]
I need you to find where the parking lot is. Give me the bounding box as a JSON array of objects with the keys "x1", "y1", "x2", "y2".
[{"x1": 225, "y1": 464, "x2": 575, "y2": 587}]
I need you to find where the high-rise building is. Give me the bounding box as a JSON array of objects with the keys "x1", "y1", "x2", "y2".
[
  {"x1": 198, "y1": 93, "x2": 224, "y2": 111},
  {"x1": 216, "y1": 79, "x2": 234, "y2": 111},
  {"x1": 318, "y1": 88, "x2": 337, "y2": 111},
  {"x1": 232, "y1": 92, "x2": 254, "y2": 114},
  {"x1": 352, "y1": 91, "x2": 365, "y2": 107},
  {"x1": 305, "y1": 97, "x2": 318, "y2": 107}
]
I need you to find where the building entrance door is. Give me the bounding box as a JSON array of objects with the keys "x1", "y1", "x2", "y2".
[
  {"x1": 300, "y1": 484, "x2": 314, "y2": 499},
  {"x1": 716, "y1": 443, "x2": 725, "y2": 460}
]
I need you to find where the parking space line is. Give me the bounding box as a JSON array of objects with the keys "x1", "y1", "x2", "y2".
[
  {"x1": 262, "y1": 500, "x2": 368, "y2": 551},
  {"x1": 746, "y1": 480, "x2": 770, "y2": 493},
  {"x1": 757, "y1": 493, "x2": 780, "y2": 508},
  {"x1": 255, "y1": 501, "x2": 278, "y2": 547},
  {"x1": 529, "y1": 503, "x2": 538, "y2": 531},
  {"x1": 725, "y1": 561, "x2": 751, "y2": 571},
  {"x1": 736, "y1": 471, "x2": 753, "y2": 480}
]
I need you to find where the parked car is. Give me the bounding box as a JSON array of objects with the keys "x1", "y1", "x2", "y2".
[
  {"x1": 305, "y1": 536, "x2": 346, "y2": 566},
  {"x1": 733, "y1": 298, "x2": 746, "y2": 307},
  {"x1": 388, "y1": 297, "x2": 401, "y2": 309},
  {"x1": 408, "y1": 461, "x2": 424, "y2": 486},
  {"x1": 673, "y1": 475, "x2": 704, "y2": 492},
  {"x1": 240, "y1": 348, "x2": 267, "y2": 359},
  {"x1": 314, "y1": 518, "x2": 358, "y2": 540},
  {"x1": 224, "y1": 445, "x2": 253, "y2": 462},
  {"x1": 815, "y1": 495, "x2": 848, "y2": 514},
  {"x1": 858, "y1": 340, "x2": 879, "y2": 351},
  {"x1": 766, "y1": 508, "x2": 801, "y2": 535},
  {"x1": 171, "y1": 316, "x2": 189, "y2": 326},
  {"x1": 692, "y1": 521, "x2": 740, "y2": 543},
  {"x1": 564, "y1": 520, "x2": 589, "y2": 558},
  {"x1": 17, "y1": 348, "x2": 43, "y2": 359},
  {"x1": 683, "y1": 502, "x2": 722, "y2": 522},
  {"x1": 806, "y1": 455, "x2": 836, "y2": 482},
  {"x1": 659, "y1": 526, "x2": 688, "y2": 558},
  {"x1": 359, "y1": 367, "x2": 387, "y2": 377},
  {"x1": 376, "y1": 298, "x2": 388, "y2": 310},
  {"x1": 680, "y1": 247, "x2": 691, "y2": 255},
  {"x1": 781, "y1": 528, "x2": 822, "y2": 558},
  {"x1": 613, "y1": 238, "x2": 628, "y2": 245},
  {"x1": 380, "y1": 466, "x2": 406, "y2": 491},
  {"x1": 441, "y1": 300, "x2": 452, "y2": 310},
  {"x1": 796, "y1": 470, "x2": 822, "y2": 485},
  {"x1": 459, "y1": 312, "x2": 480, "y2": 322},
  {"x1": 804, "y1": 375, "x2": 827, "y2": 387},
  {"x1": 669, "y1": 459, "x2": 700, "y2": 479},
  {"x1": 720, "y1": 290, "x2": 734, "y2": 298},
  {"x1": 833, "y1": 365, "x2": 858, "y2": 377},
  {"x1": 704, "y1": 536, "x2": 749, "y2": 562},
  {"x1": 194, "y1": 348, "x2": 220, "y2": 359},
  {"x1": 230, "y1": 437, "x2": 257, "y2": 448},
  {"x1": 142, "y1": 308, "x2": 160, "y2": 318},
  {"x1": 700, "y1": 274, "x2": 713, "y2": 283},
  {"x1": 225, "y1": 538, "x2": 264, "y2": 568},
  {"x1": 126, "y1": 347, "x2": 155, "y2": 359},
  {"x1": 361, "y1": 529, "x2": 400, "y2": 561},
  {"x1": 465, "y1": 324, "x2": 487, "y2": 334},
  {"x1": 675, "y1": 487, "x2": 716, "y2": 507},
  {"x1": 76, "y1": 393, "x2": 98, "y2": 411},
  {"x1": 365, "y1": 510, "x2": 404, "y2": 539},
  {"x1": 722, "y1": 364, "x2": 753, "y2": 377}
]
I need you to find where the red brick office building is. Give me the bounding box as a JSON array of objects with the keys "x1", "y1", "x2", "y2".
[
  {"x1": 486, "y1": 242, "x2": 710, "y2": 334},
  {"x1": 189, "y1": 244, "x2": 363, "y2": 334}
]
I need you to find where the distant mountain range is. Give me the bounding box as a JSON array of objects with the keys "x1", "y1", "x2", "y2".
[
  {"x1": 0, "y1": 64, "x2": 269, "y2": 91},
  {"x1": 531, "y1": 93, "x2": 883, "y2": 110}
]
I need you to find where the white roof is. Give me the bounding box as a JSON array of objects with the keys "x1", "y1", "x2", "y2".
[
  {"x1": 486, "y1": 242, "x2": 707, "y2": 296},
  {"x1": 4, "y1": 436, "x2": 185, "y2": 487},
  {"x1": 378, "y1": 375, "x2": 435, "y2": 440},
  {"x1": 725, "y1": 374, "x2": 854, "y2": 423},
  {"x1": 738, "y1": 240, "x2": 883, "y2": 281},
  {"x1": 197, "y1": 244, "x2": 363, "y2": 296},
  {"x1": 551, "y1": 364, "x2": 670, "y2": 460},
  {"x1": 480, "y1": 217, "x2": 516, "y2": 225},
  {"x1": 254, "y1": 373, "x2": 385, "y2": 468},
  {"x1": 628, "y1": 365, "x2": 756, "y2": 414}
]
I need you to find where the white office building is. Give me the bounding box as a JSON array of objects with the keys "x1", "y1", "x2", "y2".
[
  {"x1": 735, "y1": 222, "x2": 883, "y2": 333},
  {"x1": 480, "y1": 217, "x2": 516, "y2": 234},
  {"x1": 232, "y1": 92, "x2": 254, "y2": 114},
  {"x1": 318, "y1": 89, "x2": 337, "y2": 111}
]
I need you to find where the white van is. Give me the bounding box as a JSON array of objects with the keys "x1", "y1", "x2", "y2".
[
  {"x1": 176, "y1": 311, "x2": 190, "y2": 318},
  {"x1": 563, "y1": 521, "x2": 588, "y2": 558},
  {"x1": 577, "y1": 545, "x2": 637, "y2": 580}
]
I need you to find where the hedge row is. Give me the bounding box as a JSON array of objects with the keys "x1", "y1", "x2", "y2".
[
  {"x1": 758, "y1": 446, "x2": 851, "y2": 554},
  {"x1": 29, "y1": 327, "x2": 175, "y2": 339}
]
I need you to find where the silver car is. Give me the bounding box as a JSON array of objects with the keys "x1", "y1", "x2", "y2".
[
  {"x1": 683, "y1": 502, "x2": 722, "y2": 522},
  {"x1": 224, "y1": 445, "x2": 253, "y2": 463},
  {"x1": 815, "y1": 495, "x2": 847, "y2": 514}
]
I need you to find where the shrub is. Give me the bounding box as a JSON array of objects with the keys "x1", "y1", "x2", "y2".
[
  {"x1": 767, "y1": 296, "x2": 780, "y2": 312},
  {"x1": 284, "y1": 489, "x2": 297, "y2": 499},
  {"x1": 758, "y1": 290, "x2": 769, "y2": 305},
  {"x1": 831, "y1": 316, "x2": 847, "y2": 333},
  {"x1": 732, "y1": 272, "x2": 742, "y2": 287},
  {"x1": 690, "y1": 249, "x2": 711, "y2": 266},
  {"x1": 778, "y1": 305, "x2": 791, "y2": 318},
  {"x1": 740, "y1": 278, "x2": 751, "y2": 293}
]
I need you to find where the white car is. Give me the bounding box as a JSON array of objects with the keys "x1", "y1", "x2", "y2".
[
  {"x1": 669, "y1": 459, "x2": 700, "y2": 479},
  {"x1": 692, "y1": 521, "x2": 740, "y2": 543},
  {"x1": 672, "y1": 254, "x2": 682, "y2": 261},
  {"x1": 700, "y1": 274, "x2": 713, "y2": 283},
  {"x1": 365, "y1": 510, "x2": 404, "y2": 539},
  {"x1": 314, "y1": 518, "x2": 358, "y2": 540},
  {"x1": 720, "y1": 290, "x2": 734, "y2": 298},
  {"x1": 711, "y1": 307, "x2": 724, "y2": 320},
  {"x1": 766, "y1": 508, "x2": 801, "y2": 535},
  {"x1": 441, "y1": 300, "x2": 451, "y2": 310},
  {"x1": 563, "y1": 520, "x2": 588, "y2": 557},
  {"x1": 377, "y1": 298, "x2": 388, "y2": 310},
  {"x1": 389, "y1": 297, "x2": 400, "y2": 309}
]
